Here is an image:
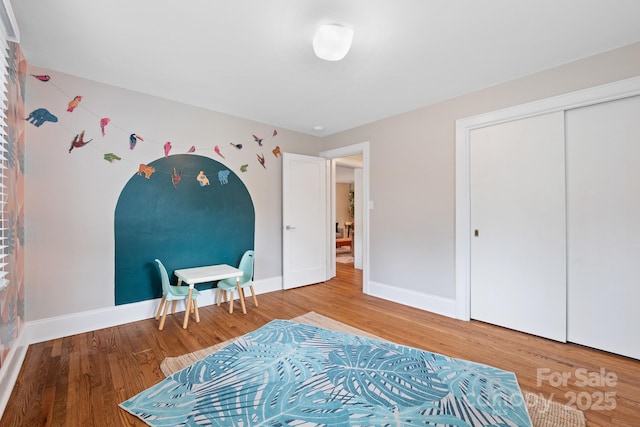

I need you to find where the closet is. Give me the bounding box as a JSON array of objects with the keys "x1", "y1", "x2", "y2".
[
  {"x1": 463, "y1": 88, "x2": 640, "y2": 360},
  {"x1": 565, "y1": 96, "x2": 640, "y2": 359},
  {"x1": 469, "y1": 112, "x2": 567, "y2": 342}
]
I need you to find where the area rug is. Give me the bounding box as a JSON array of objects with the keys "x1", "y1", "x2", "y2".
[
  {"x1": 121, "y1": 313, "x2": 535, "y2": 426},
  {"x1": 336, "y1": 255, "x2": 354, "y2": 264},
  {"x1": 158, "y1": 312, "x2": 585, "y2": 427}
]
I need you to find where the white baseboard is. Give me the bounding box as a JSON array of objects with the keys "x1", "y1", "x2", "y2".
[
  {"x1": 0, "y1": 329, "x2": 28, "y2": 419},
  {"x1": 368, "y1": 280, "x2": 457, "y2": 319},
  {"x1": 26, "y1": 276, "x2": 283, "y2": 345}
]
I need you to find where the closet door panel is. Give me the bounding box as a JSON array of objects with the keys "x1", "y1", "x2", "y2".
[
  {"x1": 470, "y1": 112, "x2": 566, "y2": 342},
  {"x1": 566, "y1": 95, "x2": 640, "y2": 359}
]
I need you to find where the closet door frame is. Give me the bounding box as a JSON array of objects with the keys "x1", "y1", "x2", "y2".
[{"x1": 454, "y1": 76, "x2": 640, "y2": 321}]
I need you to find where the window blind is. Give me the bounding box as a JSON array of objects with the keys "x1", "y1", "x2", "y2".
[{"x1": 0, "y1": 12, "x2": 10, "y2": 289}]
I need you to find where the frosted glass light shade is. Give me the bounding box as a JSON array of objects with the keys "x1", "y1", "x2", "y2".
[{"x1": 313, "y1": 24, "x2": 354, "y2": 61}]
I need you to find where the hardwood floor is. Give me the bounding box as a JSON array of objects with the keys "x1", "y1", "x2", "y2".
[{"x1": 2, "y1": 263, "x2": 639, "y2": 426}]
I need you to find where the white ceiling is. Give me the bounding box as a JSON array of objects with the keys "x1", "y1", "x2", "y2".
[{"x1": 11, "y1": 1, "x2": 640, "y2": 136}]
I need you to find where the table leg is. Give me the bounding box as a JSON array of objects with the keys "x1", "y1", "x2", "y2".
[
  {"x1": 237, "y1": 278, "x2": 247, "y2": 314},
  {"x1": 183, "y1": 286, "x2": 193, "y2": 329}
]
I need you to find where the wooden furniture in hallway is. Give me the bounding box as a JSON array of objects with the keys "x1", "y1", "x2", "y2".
[{"x1": 336, "y1": 237, "x2": 352, "y2": 248}]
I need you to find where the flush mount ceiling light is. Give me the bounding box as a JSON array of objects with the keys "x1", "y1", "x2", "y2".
[{"x1": 313, "y1": 24, "x2": 354, "y2": 61}]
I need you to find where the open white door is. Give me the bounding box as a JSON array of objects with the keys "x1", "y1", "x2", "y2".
[{"x1": 282, "y1": 153, "x2": 328, "y2": 289}]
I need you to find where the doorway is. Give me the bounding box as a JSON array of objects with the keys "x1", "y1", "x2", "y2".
[
  {"x1": 320, "y1": 142, "x2": 369, "y2": 294},
  {"x1": 335, "y1": 155, "x2": 361, "y2": 268}
]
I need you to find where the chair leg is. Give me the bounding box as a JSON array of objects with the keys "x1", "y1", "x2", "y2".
[
  {"x1": 159, "y1": 300, "x2": 170, "y2": 330},
  {"x1": 238, "y1": 286, "x2": 247, "y2": 315},
  {"x1": 249, "y1": 285, "x2": 258, "y2": 307},
  {"x1": 155, "y1": 295, "x2": 166, "y2": 320},
  {"x1": 216, "y1": 288, "x2": 222, "y2": 306},
  {"x1": 171, "y1": 300, "x2": 178, "y2": 315},
  {"x1": 193, "y1": 299, "x2": 200, "y2": 323},
  {"x1": 228, "y1": 290, "x2": 234, "y2": 314}
]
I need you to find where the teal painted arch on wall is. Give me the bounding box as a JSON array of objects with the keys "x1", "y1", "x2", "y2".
[{"x1": 114, "y1": 154, "x2": 255, "y2": 305}]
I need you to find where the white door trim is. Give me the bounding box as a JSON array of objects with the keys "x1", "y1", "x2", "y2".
[
  {"x1": 320, "y1": 141, "x2": 370, "y2": 294},
  {"x1": 455, "y1": 76, "x2": 640, "y2": 321}
]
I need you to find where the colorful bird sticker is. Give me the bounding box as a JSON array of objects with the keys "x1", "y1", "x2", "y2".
[
  {"x1": 129, "y1": 133, "x2": 143, "y2": 150},
  {"x1": 103, "y1": 153, "x2": 121, "y2": 163},
  {"x1": 272, "y1": 146, "x2": 281, "y2": 157},
  {"x1": 68, "y1": 130, "x2": 93, "y2": 153},
  {"x1": 272, "y1": 129, "x2": 278, "y2": 137},
  {"x1": 171, "y1": 168, "x2": 182, "y2": 189},
  {"x1": 257, "y1": 152, "x2": 266, "y2": 169},
  {"x1": 164, "y1": 141, "x2": 172, "y2": 157},
  {"x1": 188, "y1": 146, "x2": 196, "y2": 153},
  {"x1": 240, "y1": 164, "x2": 248, "y2": 172},
  {"x1": 252, "y1": 134, "x2": 264, "y2": 147},
  {"x1": 100, "y1": 118, "x2": 110, "y2": 136},
  {"x1": 214, "y1": 145, "x2": 225, "y2": 159},
  {"x1": 67, "y1": 96, "x2": 82, "y2": 112},
  {"x1": 230, "y1": 142, "x2": 243, "y2": 150},
  {"x1": 196, "y1": 171, "x2": 210, "y2": 186},
  {"x1": 31, "y1": 74, "x2": 51, "y2": 82}
]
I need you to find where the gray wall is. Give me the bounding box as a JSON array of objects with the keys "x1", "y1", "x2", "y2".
[
  {"x1": 24, "y1": 42, "x2": 640, "y2": 322},
  {"x1": 24, "y1": 67, "x2": 320, "y2": 321},
  {"x1": 321, "y1": 42, "x2": 640, "y2": 304}
]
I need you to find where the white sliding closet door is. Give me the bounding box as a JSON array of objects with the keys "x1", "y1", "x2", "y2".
[
  {"x1": 470, "y1": 112, "x2": 567, "y2": 342},
  {"x1": 566, "y1": 95, "x2": 640, "y2": 359}
]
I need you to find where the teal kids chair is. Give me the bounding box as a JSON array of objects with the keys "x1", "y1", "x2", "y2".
[
  {"x1": 154, "y1": 259, "x2": 201, "y2": 330},
  {"x1": 216, "y1": 250, "x2": 258, "y2": 314}
]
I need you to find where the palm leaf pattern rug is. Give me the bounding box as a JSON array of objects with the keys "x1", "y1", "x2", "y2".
[{"x1": 120, "y1": 320, "x2": 532, "y2": 426}]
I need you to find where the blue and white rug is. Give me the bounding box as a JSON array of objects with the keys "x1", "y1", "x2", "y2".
[{"x1": 120, "y1": 320, "x2": 532, "y2": 426}]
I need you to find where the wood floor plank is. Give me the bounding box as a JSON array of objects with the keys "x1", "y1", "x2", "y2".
[
  {"x1": 3, "y1": 343, "x2": 48, "y2": 426},
  {"x1": 1, "y1": 263, "x2": 639, "y2": 426}
]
